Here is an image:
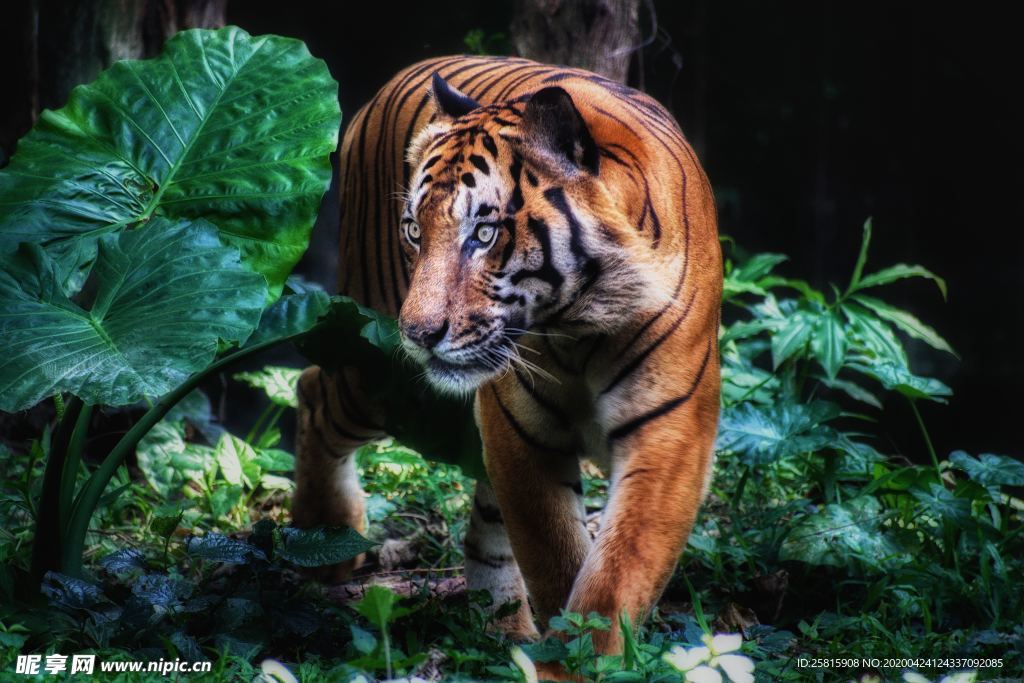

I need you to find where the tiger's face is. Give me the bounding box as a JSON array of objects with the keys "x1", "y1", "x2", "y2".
[{"x1": 398, "y1": 75, "x2": 663, "y2": 394}]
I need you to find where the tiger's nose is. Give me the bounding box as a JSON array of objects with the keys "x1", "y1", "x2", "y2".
[{"x1": 401, "y1": 318, "x2": 450, "y2": 350}]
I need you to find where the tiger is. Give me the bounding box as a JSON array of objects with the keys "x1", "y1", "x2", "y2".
[{"x1": 291, "y1": 55, "x2": 721, "y2": 671}]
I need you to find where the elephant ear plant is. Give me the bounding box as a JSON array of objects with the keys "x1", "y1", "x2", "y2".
[{"x1": 0, "y1": 26, "x2": 347, "y2": 581}]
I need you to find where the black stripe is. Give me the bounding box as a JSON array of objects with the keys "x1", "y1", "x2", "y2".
[
  {"x1": 464, "y1": 540, "x2": 514, "y2": 569},
  {"x1": 473, "y1": 497, "x2": 504, "y2": 524},
  {"x1": 334, "y1": 371, "x2": 384, "y2": 431},
  {"x1": 607, "y1": 340, "x2": 712, "y2": 442},
  {"x1": 317, "y1": 371, "x2": 374, "y2": 443},
  {"x1": 469, "y1": 154, "x2": 491, "y2": 175},
  {"x1": 491, "y1": 386, "x2": 573, "y2": 456},
  {"x1": 478, "y1": 63, "x2": 542, "y2": 101},
  {"x1": 513, "y1": 368, "x2": 572, "y2": 427},
  {"x1": 510, "y1": 217, "x2": 563, "y2": 290},
  {"x1": 542, "y1": 336, "x2": 578, "y2": 376},
  {"x1": 600, "y1": 287, "x2": 699, "y2": 395}
]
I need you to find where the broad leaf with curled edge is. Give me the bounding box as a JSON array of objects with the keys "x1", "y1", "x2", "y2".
[
  {"x1": 0, "y1": 218, "x2": 267, "y2": 412},
  {"x1": 0, "y1": 26, "x2": 340, "y2": 296},
  {"x1": 297, "y1": 296, "x2": 486, "y2": 480}
]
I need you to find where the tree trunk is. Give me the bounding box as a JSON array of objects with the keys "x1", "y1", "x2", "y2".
[{"x1": 511, "y1": 0, "x2": 641, "y2": 84}]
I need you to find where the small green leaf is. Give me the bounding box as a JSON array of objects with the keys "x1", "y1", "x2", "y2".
[
  {"x1": 214, "y1": 433, "x2": 260, "y2": 488},
  {"x1": 911, "y1": 483, "x2": 972, "y2": 527},
  {"x1": 276, "y1": 526, "x2": 376, "y2": 567},
  {"x1": 843, "y1": 303, "x2": 908, "y2": 365},
  {"x1": 521, "y1": 637, "x2": 570, "y2": 663},
  {"x1": 353, "y1": 585, "x2": 411, "y2": 630},
  {"x1": 851, "y1": 294, "x2": 956, "y2": 356},
  {"x1": 853, "y1": 263, "x2": 947, "y2": 300},
  {"x1": 184, "y1": 533, "x2": 266, "y2": 564},
  {"x1": 846, "y1": 361, "x2": 952, "y2": 403},
  {"x1": 815, "y1": 375, "x2": 882, "y2": 409},
  {"x1": 208, "y1": 485, "x2": 244, "y2": 518},
  {"x1": 350, "y1": 624, "x2": 377, "y2": 655},
  {"x1": 811, "y1": 310, "x2": 846, "y2": 380},
  {"x1": 137, "y1": 420, "x2": 215, "y2": 497},
  {"x1": 771, "y1": 311, "x2": 814, "y2": 369},
  {"x1": 949, "y1": 451, "x2": 1024, "y2": 487},
  {"x1": 233, "y1": 366, "x2": 302, "y2": 408},
  {"x1": 99, "y1": 548, "x2": 147, "y2": 575},
  {"x1": 254, "y1": 448, "x2": 295, "y2": 472},
  {"x1": 847, "y1": 217, "x2": 873, "y2": 292}
]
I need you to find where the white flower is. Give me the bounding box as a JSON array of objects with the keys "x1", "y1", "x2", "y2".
[
  {"x1": 257, "y1": 659, "x2": 298, "y2": 683},
  {"x1": 708, "y1": 634, "x2": 743, "y2": 654},
  {"x1": 685, "y1": 665, "x2": 723, "y2": 683},
  {"x1": 511, "y1": 646, "x2": 539, "y2": 683},
  {"x1": 716, "y1": 654, "x2": 755, "y2": 683},
  {"x1": 938, "y1": 674, "x2": 977, "y2": 683},
  {"x1": 665, "y1": 644, "x2": 712, "y2": 671}
]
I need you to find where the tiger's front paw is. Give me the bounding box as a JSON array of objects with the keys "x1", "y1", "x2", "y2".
[{"x1": 290, "y1": 488, "x2": 366, "y2": 584}]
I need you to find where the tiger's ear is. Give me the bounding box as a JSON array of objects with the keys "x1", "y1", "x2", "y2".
[
  {"x1": 431, "y1": 72, "x2": 480, "y2": 119},
  {"x1": 521, "y1": 87, "x2": 599, "y2": 175}
]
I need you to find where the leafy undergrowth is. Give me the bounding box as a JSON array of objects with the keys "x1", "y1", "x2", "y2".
[{"x1": 1, "y1": 224, "x2": 1022, "y2": 682}]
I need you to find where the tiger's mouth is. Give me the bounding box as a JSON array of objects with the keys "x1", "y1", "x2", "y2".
[
  {"x1": 422, "y1": 353, "x2": 502, "y2": 395},
  {"x1": 400, "y1": 334, "x2": 507, "y2": 396}
]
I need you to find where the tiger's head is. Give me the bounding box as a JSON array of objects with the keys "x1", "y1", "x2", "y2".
[{"x1": 399, "y1": 73, "x2": 666, "y2": 394}]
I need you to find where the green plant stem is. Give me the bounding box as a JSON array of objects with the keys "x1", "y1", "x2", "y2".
[
  {"x1": 245, "y1": 401, "x2": 276, "y2": 444},
  {"x1": 31, "y1": 396, "x2": 85, "y2": 580},
  {"x1": 60, "y1": 403, "x2": 94, "y2": 534},
  {"x1": 60, "y1": 333, "x2": 304, "y2": 577},
  {"x1": 907, "y1": 398, "x2": 942, "y2": 481}
]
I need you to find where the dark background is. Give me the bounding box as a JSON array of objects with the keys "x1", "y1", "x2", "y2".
[{"x1": 2, "y1": 1, "x2": 1020, "y2": 459}]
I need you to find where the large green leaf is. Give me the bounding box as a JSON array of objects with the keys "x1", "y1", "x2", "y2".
[
  {"x1": 243, "y1": 288, "x2": 330, "y2": 348},
  {"x1": 949, "y1": 451, "x2": 1024, "y2": 487},
  {"x1": 0, "y1": 218, "x2": 267, "y2": 411},
  {"x1": 0, "y1": 26, "x2": 340, "y2": 295},
  {"x1": 779, "y1": 496, "x2": 907, "y2": 571},
  {"x1": 716, "y1": 400, "x2": 842, "y2": 464}
]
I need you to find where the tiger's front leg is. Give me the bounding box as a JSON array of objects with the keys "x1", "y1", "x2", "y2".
[
  {"x1": 293, "y1": 366, "x2": 385, "y2": 583},
  {"x1": 476, "y1": 382, "x2": 593, "y2": 630},
  {"x1": 568, "y1": 331, "x2": 720, "y2": 655}
]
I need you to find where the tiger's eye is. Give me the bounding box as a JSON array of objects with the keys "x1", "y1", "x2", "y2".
[
  {"x1": 408, "y1": 223, "x2": 421, "y2": 240},
  {"x1": 476, "y1": 224, "x2": 494, "y2": 243}
]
